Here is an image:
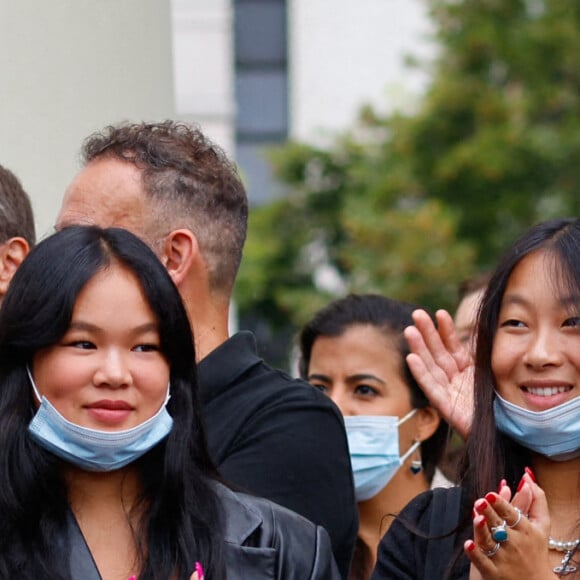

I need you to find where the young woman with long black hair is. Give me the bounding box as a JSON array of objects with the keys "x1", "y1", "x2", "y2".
[
  {"x1": 0, "y1": 225, "x2": 339, "y2": 579},
  {"x1": 372, "y1": 217, "x2": 580, "y2": 579}
]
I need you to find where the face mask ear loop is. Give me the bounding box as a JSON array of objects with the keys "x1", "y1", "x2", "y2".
[
  {"x1": 400, "y1": 439, "x2": 421, "y2": 465},
  {"x1": 26, "y1": 366, "x2": 43, "y2": 405},
  {"x1": 398, "y1": 408, "x2": 418, "y2": 426},
  {"x1": 396, "y1": 409, "x2": 421, "y2": 465}
]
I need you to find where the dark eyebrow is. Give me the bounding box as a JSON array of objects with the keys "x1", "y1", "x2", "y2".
[
  {"x1": 347, "y1": 373, "x2": 385, "y2": 385},
  {"x1": 307, "y1": 372, "x2": 386, "y2": 385},
  {"x1": 68, "y1": 321, "x2": 159, "y2": 334},
  {"x1": 501, "y1": 293, "x2": 579, "y2": 309},
  {"x1": 307, "y1": 373, "x2": 331, "y2": 383},
  {"x1": 500, "y1": 294, "x2": 529, "y2": 308},
  {"x1": 560, "y1": 295, "x2": 580, "y2": 308}
]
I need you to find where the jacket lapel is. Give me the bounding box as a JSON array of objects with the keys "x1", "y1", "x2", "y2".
[
  {"x1": 66, "y1": 511, "x2": 102, "y2": 580},
  {"x1": 65, "y1": 483, "x2": 279, "y2": 580},
  {"x1": 214, "y1": 482, "x2": 277, "y2": 579}
]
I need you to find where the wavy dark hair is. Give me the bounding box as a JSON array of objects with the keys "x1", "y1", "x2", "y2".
[
  {"x1": 0, "y1": 225, "x2": 224, "y2": 578},
  {"x1": 298, "y1": 293, "x2": 449, "y2": 482}
]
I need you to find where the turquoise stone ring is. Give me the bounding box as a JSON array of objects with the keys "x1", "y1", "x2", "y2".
[{"x1": 491, "y1": 522, "x2": 508, "y2": 542}]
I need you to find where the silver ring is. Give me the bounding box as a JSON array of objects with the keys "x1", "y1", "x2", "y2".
[
  {"x1": 483, "y1": 542, "x2": 501, "y2": 558},
  {"x1": 491, "y1": 521, "x2": 508, "y2": 543},
  {"x1": 507, "y1": 507, "x2": 522, "y2": 528}
]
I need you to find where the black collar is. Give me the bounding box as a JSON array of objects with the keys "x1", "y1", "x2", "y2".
[{"x1": 197, "y1": 331, "x2": 262, "y2": 404}]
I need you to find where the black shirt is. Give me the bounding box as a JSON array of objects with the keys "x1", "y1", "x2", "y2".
[{"x1": 198, "y1": 331, "x2": 358, "y2": 579}]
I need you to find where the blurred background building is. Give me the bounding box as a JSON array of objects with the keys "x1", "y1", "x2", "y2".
[
  {"x1": 0, "y1": 0, "x2": 430, "y2": 236},
  {"x1": 173, "y1": 0, "x2": 432, "y2": 205},
  {"x1": 0, "y1": 0, "x2": 175, "y2": 238}
]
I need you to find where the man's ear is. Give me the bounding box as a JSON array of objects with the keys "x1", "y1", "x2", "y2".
[
  {"x1": 158, "y1": 229, "x2": 200, "y2": 287},
  {"x1": 415, "y1": 406, "x2": 442, "y2": 442},
  {"x1": 0, "y1": 237, "x2": 30, "y2": 296}
]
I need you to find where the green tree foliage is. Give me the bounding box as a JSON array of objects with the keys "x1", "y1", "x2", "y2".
[
  {"x1": 236, "y1": 0, "x2": 580, "y2": 336},
  {"x1": 412, "y1": 0, "x2": 580, "y2": 254}
]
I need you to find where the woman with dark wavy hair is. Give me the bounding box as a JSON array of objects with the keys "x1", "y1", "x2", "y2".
[
  {"x1": 0, "y1": 225, "x2": 339, "y2": 580},
  {"x1": 299, "y1": 294, "x2": 450, "y2": 580},
  {"x1": 372, "y1": 217, "x2": 580, "y2": 579}
]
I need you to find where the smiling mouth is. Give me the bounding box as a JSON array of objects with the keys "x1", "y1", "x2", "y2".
[
  {"x1": 522, "y1": 386, "x2": 572, "y2": 397},
  {"x1": 85, "y1": 400, "x2": 133, "y2": 410}
]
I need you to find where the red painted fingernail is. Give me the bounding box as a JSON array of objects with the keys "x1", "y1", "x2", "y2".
[
  {"x1": 477, "y1": 515, "x2": 487, "y2": 528},
  {"x1": 466, "y1": 540, "x2": 476, "y2": 552},
  {"x1": 485, "y1": 492, "x2": 497, "y2": 504},
  {"x1": 475, "y1": 499, "x2": 488, "y2": 512},
  {"x1": 517, "y1": 477, "x2": 526, "y2": 492},
  {"x1": 525, "y1": 466, "x2": 536, "y2": 483},
  {"x1": 497, "y1": 479, "x2": 506, "y2": 492}
]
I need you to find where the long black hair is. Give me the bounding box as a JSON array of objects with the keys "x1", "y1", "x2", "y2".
[
  {"x1": 462, "y1": 217, "x2": 580, "y2": 499},
  {"x1": 0, "y1": 225, "x2": 224, "y2": 578},
  {"x1": 299, "y1": 293, "x2": 449, "y2": 481},
  {"x1": 434, "y1": 218, "x2": 580, "y2": 578}
]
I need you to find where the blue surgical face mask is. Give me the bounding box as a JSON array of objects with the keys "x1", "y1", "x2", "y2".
[
  {"x1": 494, "y1": 391, "x2": 580, "y2": 461},
  {"x1": 26, "y1": 368, "x2": 174, "y2": 471},
  {"x1": 344, "y1": 410, "x2": 419, "y2": 501}
]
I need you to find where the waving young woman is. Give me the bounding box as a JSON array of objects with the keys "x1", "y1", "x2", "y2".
[{"x1": 372, "y1": 218, "x2": 580, "y2": 579}]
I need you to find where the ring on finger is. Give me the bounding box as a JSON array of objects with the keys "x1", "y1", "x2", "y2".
[
  {"x1": 482, "y1": 542, "x2": 501, "y2": 558},
  {"x1": 491, "y1": 521, "x2": 509, "y2": 542},
  {"x1": 507, "y1": 507, "x2": 522, "y2": 529}
]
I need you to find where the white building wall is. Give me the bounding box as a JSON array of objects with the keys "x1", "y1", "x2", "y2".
[
  {"x1": 0, "y1": 0, "x2": 432, "y2": 238},
  {"x1": 289, "y1": 0, "x2": 433, "y2": 142},
  {"x1": 172, "y1": 1, "x2": 433, "y2": 202},
  {"x1": 171, "y1": 0, "x2": 235, "y2": 155},
  {"x1": 0, "y1": 0, "x2": 175, "y2": 238}
]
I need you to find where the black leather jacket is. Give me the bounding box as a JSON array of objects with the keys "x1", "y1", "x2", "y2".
[
  {"x1": 217, "y1": 482, "x2": 341, "y2": 578},
  {"x1": 68, "y1": 482, "x2": 341, "y2": 579}
]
